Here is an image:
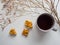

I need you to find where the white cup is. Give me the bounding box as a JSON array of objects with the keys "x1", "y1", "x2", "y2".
[{"x1": 36, "y1": 13, "x2": 56, "y2": 32}]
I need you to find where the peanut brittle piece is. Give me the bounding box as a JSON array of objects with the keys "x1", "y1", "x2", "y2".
[
  {"x1": 22, "y1": 29, "x2": 29, "y2": 37},
  {"x1": 9, "y1": 28, "x2": 17, "y2": 36},
  {"x1": 25, "y1": 20, "x2": 33, "y2": 28}
]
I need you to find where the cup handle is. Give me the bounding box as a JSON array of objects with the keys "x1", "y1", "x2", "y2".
[{"x1": 52, "y1": 28, "x2": 57, "y2": 32}]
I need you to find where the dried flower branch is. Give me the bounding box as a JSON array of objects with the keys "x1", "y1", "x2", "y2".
[
  {"x1": 28, "y1": 0, "x2": 60, "y2": 26},
  {"x1": 0, "y1": 0, "x2": 60, "y2": 30}
]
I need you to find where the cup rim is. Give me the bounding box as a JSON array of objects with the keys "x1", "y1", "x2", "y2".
[{"x1": 36, "y1": 13, "x2": 55, "y2": 32}]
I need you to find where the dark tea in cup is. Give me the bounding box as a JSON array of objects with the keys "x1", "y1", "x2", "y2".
[{"x1": 37, "y1": 13, "x2": 55, "y2": 32}]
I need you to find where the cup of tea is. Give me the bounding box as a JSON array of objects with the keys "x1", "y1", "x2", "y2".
[{"x1": 36, "y1": 13, "x2": 55, "y2": 32}]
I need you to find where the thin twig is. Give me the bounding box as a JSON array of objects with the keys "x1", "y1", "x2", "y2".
[{"x1": 56, "y1": 0, "x2": 60, "y2": 10}]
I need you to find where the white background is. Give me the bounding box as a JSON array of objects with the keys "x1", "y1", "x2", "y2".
[{"x1": 0, "y1": 0, "x2": 60, "y2": 45}]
